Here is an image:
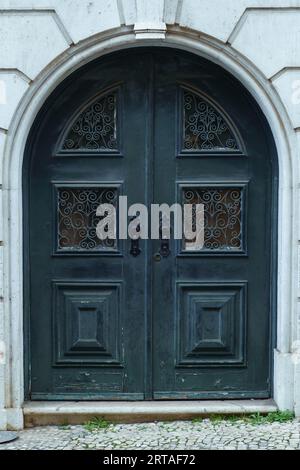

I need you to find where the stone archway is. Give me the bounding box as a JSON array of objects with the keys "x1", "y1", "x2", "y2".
[{"x1": 1, "y1": 28, "x2": 297, "y2": 428}]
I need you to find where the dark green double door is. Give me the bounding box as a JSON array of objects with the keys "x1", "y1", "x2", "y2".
[{"x1": 26, "y1": 49, "x2": 275, "y2": 400}]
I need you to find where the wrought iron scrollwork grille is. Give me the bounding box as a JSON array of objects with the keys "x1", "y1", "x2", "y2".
[
  {"x1": 62, "y1": 93, "x2": 118, "y2": 151},
  {"x1": 182, "y1": 187, "x2": 243, "y2": 252},
  {"x1": 57, "y1": 187, "x2": 118, "y2": 252},
  {"x1": 183, "y1": 90, "x2": 239, "y2": 152}
]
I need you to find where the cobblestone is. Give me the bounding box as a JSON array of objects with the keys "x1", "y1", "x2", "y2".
[{"x1": 1, "y1": 419, "x2": 300, "y2": 450}]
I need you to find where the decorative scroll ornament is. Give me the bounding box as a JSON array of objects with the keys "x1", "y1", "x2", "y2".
[
  {"x1": 57, "y1": 187, "x2": 118, "y2": 251},
  {"x1": 183, "y1": 90, "x2": 240, "y2": 151},
  {"x1": 62, "y1": 93, "x2": 117, "y2": 151},
  {"x1": 183, "y1": 187, "x2": 242, "y2": 251}
]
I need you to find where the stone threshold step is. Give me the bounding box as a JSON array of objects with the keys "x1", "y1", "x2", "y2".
[{"x1": 23, "y1": 399, "x2": 277, "y2": 427}]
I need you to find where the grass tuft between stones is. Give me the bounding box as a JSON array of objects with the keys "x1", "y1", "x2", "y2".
[
  {"x1": 84, "y1": 417, "x2": 112, "y2": 431},
  {"x1": 82, "y1": 410, "x2": 295, "y2": 432},
  {"x1": 192, "y1": 410, "x2": 295, "y2": 426}
]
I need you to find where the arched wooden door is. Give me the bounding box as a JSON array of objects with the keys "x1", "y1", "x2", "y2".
[{"x1": 24, "y1": 48, "x2": 277, "y2": 400}]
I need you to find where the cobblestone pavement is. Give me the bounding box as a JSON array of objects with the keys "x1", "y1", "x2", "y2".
[{"x1": 1, "y1": 419, "x2": 300, "y2": 450}]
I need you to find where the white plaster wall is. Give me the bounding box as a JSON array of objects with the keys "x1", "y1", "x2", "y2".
[
  {"x1": 273, "y1": 71, "x2": 300, "y2": 129},
  {"x1": 0, "y1": 0, "x2": 300, "y2": 428}
]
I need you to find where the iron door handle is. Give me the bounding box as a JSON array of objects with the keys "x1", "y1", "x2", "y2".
[
  {"x1": 159, "y1": 218, "x2": 171, "y2": 258},
  {"x1": 159, "y1": 239, "x2": 170, "y2": 258},
  {"x1": 130, "y1": 238, "x2": 141, "y2": 257},
  {"x1": 129, "y1": 217, "x2": 141, "y2": 257}
]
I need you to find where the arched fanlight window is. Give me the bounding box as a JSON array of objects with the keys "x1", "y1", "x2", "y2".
[
  {"x1": 59, "y1": 88, "x2": 119, "y2": 153},
  {"x1": 181, "y1": 86, "x2": 243, "y2": 154}
]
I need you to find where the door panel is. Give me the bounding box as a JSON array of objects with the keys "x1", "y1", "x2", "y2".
[
  {"x1": 25, "y1": 48, "x2": 276, "y2": 400},
  {"x1": 53, "y1": 281, "x2": 122, "y2": 367},
  {"x1": 176, "y1": 282, "x2": 247, "y2": 367}
]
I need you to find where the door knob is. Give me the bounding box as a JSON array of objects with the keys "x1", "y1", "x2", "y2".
[{"x1": 153, "y1": 253, "x2": 162, "y2": 262}]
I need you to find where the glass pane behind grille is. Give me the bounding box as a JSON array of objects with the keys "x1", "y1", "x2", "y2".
[
  {"x1": 182, "y1": 187, "x2": 243, "y2": 252},
  {"x1": 57, "y1": 187, "x2": 118, "y2": 252}
]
